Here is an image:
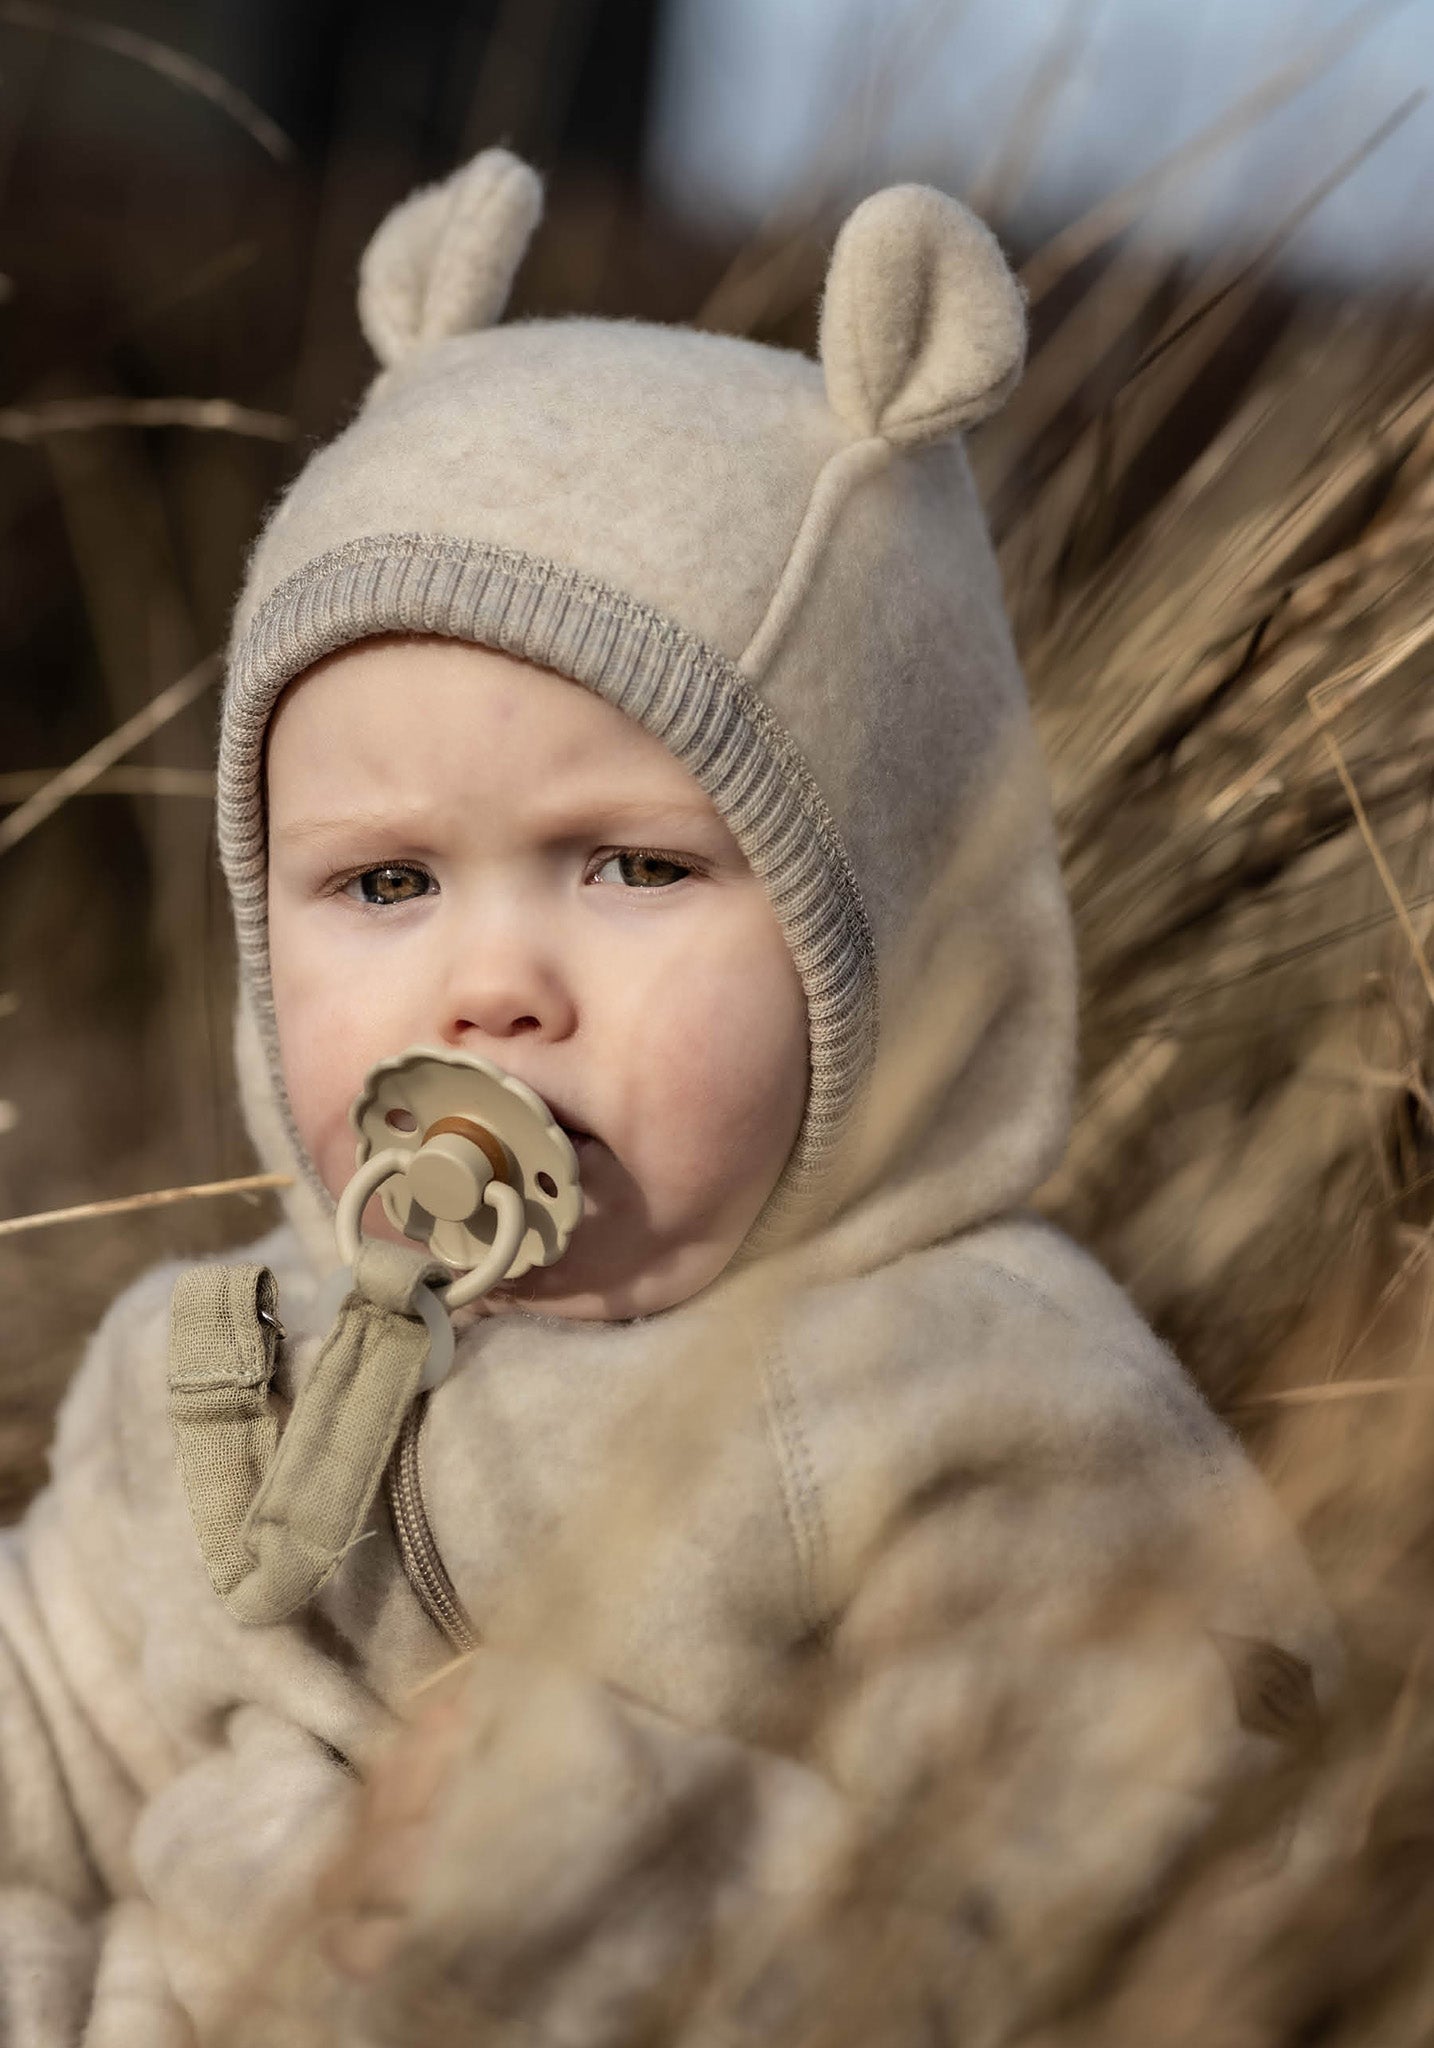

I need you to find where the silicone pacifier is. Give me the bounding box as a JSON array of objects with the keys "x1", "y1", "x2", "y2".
[{"x1": 335, "y1": 1047, "x2": 583, "y2": 1313}]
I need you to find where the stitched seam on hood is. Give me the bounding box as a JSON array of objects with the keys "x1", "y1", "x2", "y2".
[{"x1": 738, "y1": 436, "x2": 892, "y2": 683}]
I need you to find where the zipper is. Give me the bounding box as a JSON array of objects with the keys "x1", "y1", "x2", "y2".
[{"x1": 383, "y1": 1393, "x2": 478, "y2": 1654}]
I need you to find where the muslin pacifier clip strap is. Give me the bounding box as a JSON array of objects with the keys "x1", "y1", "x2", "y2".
[
  {"x1": 169, "y1": 1262, "x2": 282, "y2": 1599},
  {"x1": 169, "y1": 1242, "x2": 447, "y2": 1627}
]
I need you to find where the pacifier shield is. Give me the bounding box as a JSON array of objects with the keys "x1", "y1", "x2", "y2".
[{"x1": 349, "y1": 1048, "x2": 582, "y2": 1281}]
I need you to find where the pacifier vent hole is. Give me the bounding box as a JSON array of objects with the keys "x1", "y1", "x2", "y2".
[
  {"x1": 385, "y1": 1106, "x2": 418, "y2": 1133},
  {"x1": 536, "y1": 1171, "x2": 558, "y2": 1199}
]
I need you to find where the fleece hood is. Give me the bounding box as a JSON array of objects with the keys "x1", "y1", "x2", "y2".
[{"x1": 218, "y1": 148, "x2": 1076, "y2": 1285}]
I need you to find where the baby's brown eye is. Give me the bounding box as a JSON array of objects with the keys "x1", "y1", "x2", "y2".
[
  {"x1": 594, "y1": 851, "x2": 693, "y2": 889},
  {"x1": 352, "y1": 864, "x2": 432, "y2": 905}
]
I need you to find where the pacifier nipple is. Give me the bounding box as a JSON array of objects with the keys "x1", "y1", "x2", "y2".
[
  {"x1": 404, "y1": 1119, "x2": 502, "y2": 1221},
  {"x1": 335, "y1": 1048, "x2": 583, "y2": 1316}
]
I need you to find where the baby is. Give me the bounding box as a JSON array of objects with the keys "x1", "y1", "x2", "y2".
[{"x1": 0, "y1": 150, "x2": 1337, "y2": 2047}]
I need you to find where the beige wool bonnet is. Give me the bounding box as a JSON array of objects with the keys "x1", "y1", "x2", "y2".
[{"x1": 219, "y1": 149, "x2": 1076, "y2": 1268}]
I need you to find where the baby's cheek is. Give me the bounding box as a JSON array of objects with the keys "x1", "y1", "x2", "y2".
[
  {"x1": 630, "y1": 946, "x2": 804, "y2": 1216},
  {"x1": 287, "y1": 1076, "x2": 355, "y2": 1201},
  {"x1": 312, "y1": 1121, "x2": 358, "y2": 1203},
  {"x1": 274, "y1": 1002, "x2": 367, "y2": 1198}
]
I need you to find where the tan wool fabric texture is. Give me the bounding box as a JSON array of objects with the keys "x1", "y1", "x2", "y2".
[{"x1": 218, "y1": 147, "x2": 1073, "y2": 1266}]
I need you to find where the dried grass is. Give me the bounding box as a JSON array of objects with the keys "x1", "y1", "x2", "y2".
[
  {"x1": 2, "y1": 8, "x2": 1433, "y2": 2041},
  {"x1": 0, "y1": 766, "x2": 214, "y2": 801},
  {"x1": 0, "y1": 396, "x2": 295, "y2": 442},
  {"x1": 0, "y1": 0, "x2": 295, "y2": 163},
  {"x1": 0, "y1": 1170, "x2": 290, "y2": 1239},
  {"x1": 1006, "y1": 270, "x2": 1434, "y2": 1407},
  {"x1": 0, "y1": 653, "x2": 219, "y2": 854},
  {"x1": 986, "y1": 245, "x2": 1434, "y2": 2043}
]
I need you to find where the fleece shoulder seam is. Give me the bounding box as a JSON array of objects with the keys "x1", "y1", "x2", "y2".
[{"x1": 759, "y1": 1340, "x2": 831, "y2": 1639}]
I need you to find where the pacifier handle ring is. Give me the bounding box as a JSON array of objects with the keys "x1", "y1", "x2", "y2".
[
  {"x1": 333, "y1": 1150, "x2": 528, "y2": 1310},
  {"x1": 335, "y1": 1148, "x2": 410, "y2": 1268},
  {"x1": 439, "y1": 1181, "x2": 526, "y2": 1308}
]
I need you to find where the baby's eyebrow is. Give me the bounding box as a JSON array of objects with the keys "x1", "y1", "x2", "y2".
[
  {"x1": 541, "y1": 793, "x2": 718, "y2": 830},
  {"x1": 271, "y1": 810, "x2": 422, "y2": 846},
  {"x1": 270, "y1": 794, "x2": 723, "y2": 846}
]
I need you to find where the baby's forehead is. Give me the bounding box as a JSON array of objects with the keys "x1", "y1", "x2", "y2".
[{"x1": 266, "y1": 634, "x2": 729, "y2": 837}]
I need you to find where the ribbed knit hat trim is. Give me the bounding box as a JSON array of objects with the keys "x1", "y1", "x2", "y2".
[{"x1": 219, "y1": 533, "x2": 879, "y2": 1247}]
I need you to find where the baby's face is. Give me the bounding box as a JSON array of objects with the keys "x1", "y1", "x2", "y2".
[{"x1": 266, "y1": 637, "x2": 809, "y2": 1318}]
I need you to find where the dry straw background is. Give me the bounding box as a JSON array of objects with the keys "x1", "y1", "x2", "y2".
[{"x1": 2, "y1": 3, "x2": 1433, "y2": 2040}]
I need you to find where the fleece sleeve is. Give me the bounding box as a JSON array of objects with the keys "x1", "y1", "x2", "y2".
[
  {"x1": 284, "y1": 1441, "x2": 1326, "y2": 2048},
  {"x1": 0, "y1": 1262, "x2": 360, "y2": 2048},
  {"x1": 795, "y1": 1441, "x2": 1319, "y2": 2034},
  {"x1": 0, "y1": 1307, "x2": 157, "y2": 2042}
]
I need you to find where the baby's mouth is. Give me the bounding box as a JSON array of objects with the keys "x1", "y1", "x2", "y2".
[
  {"x1": 550, "y1": 1117, "x2": 602, "y2": 1229},
  {"x1": 556, "y1": 1116, "x2": 598, "y2": 1155}
]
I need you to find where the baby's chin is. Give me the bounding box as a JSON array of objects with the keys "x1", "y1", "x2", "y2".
[
  {"x1": 490, "y1": 1244, "x2": 720, "y2": 1322},
  {"x1": 486, "y1": 1208, "x2": 746, "y2": 1321}
]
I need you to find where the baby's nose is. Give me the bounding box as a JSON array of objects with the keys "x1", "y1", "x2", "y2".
[{"x1": 441, "y1": 935, "x2": 577, "y2": 1045}]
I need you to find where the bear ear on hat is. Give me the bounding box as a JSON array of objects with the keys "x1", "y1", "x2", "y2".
[
  {"x1": 819, "y1": 184, "x2": 1025, "y2": 446},
  {"x1": 358, "y1": 147, "x2": 543, "y2": 369}
]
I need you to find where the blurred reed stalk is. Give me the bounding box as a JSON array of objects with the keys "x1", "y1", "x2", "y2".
[{"x1": 1, "y1": 2, "x2": 1433, "y2": 2040}]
